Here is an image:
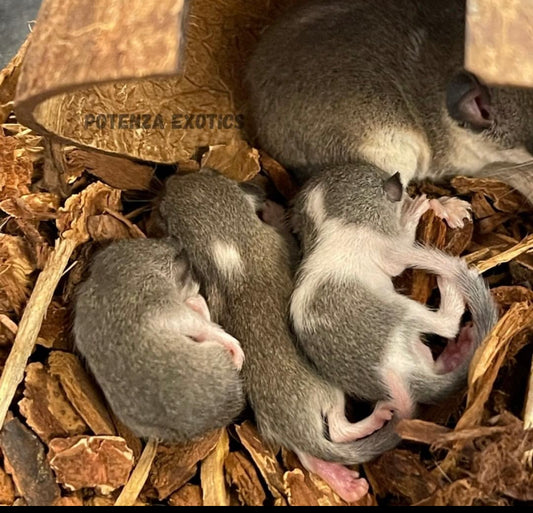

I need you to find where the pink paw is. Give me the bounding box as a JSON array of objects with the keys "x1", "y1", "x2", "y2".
[
  {"x1": 429, "y1": 197, "x2": 472, "y2": 229},
  {"x1": 435, "y1": 323, "x2": 475, "y2": 374},
  {"x1": 334, "y1": 470, "x2": 370, "y2": 503},
  {"x1": 298, "y1": 454, "x2": 370, "y2": 503},
  {"x1": 375, "y1": 405, "x2": 394, "y2": 424},
  {"x1": 401, "y1": 194, "x2": 430, "y2": 228},
  {"x1": 193, "y1": 328, "x2": 245, "y2": 371}
]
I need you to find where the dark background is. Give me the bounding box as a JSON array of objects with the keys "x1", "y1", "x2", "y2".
[{"x1": 0, "y1": 0, "x2": 42, "y2": 68}]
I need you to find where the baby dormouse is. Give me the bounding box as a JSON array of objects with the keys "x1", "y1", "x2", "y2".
[{"x1": 74, "y1": 238, "x2": 245, "y2": 442}]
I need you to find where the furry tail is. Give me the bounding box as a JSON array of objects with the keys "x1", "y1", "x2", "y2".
[
  {"x1": 403, "y1": 245, "x2": 499, "y2": 404},
  {"x1": 278, "y1": 410, "x2": 401, "y2": 465},
  {"x1": 451, "y1": 259, "x2": 499, "y2": 344},
  {"x1": 407, "y1": 245, "x2": 498, "y2": 343},
  {"x1": 318, "y1": 416, "x2": 401, "y2": 465},
  {"x1": 266, "y1": 404, "x2": 401, "y2": 467}
]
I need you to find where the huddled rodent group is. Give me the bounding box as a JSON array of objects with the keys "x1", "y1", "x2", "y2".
[{"x1": 72, "y1": 0, "x2": 528, "y2": 501}]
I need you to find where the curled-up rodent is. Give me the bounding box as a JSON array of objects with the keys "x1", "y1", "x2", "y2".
[
  {"x1": 290, "y1": 161, "x2": 499, "y2": 425},
  {"x1": 159, "y1": 168, "x2": 404, "y2": 502},
  {"x1": 74, "y1": 237, "x2": 245, "y2": 442}
]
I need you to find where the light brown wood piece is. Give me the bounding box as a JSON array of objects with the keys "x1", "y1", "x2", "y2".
[
  {"x1": 149, "y1": 429, "x2": 221, "y2": 500},
  {"x1": 115, "y1": 438, "x2": 158, "y2": 506},
  {"x1": 0, "y1": 35, "x2": 31, "y2": 123},
  {"x1": 522, "y1": 354, "x2": 533, "y2": 467},
  {"x1": 14, "y1": 0, "x2": 298, "y2": 163},
  {"x1": 396, "y1": 419, "x2": 452, "y2": 445},
  {"x1": 0, "y1": 237, "x2": 77, "y2": 428},
  {"x1": 466, "y1": 0, "x2": 533, "y2": 87},
  {"x1": 168, "y1": 484, "x2": 203, "y2": 506},
  {"x1": 47, "y1": 351, "x2": 116, "y2": 435},
  {"x1": 18, "y1": 362, "x2": 88, "y2": 442},
  {"x1": 475, "y1": 234, "x2": 533, "y2": 273},
  {"x1": 462, "y1": 301, "x2": 533, "y2": 430},
  {"x1": 225, "y1": 451, "x2": 266, "y2": 506},
  {"x1": 235, "y1": 421, "x2": 287, "y2": 505},
  {"x1": 0, "y1": 466, "x2": 15, "y2": 506},
  {"x1": 200, "y1": 429, "x2": 230, "y2": 506},
  {"x1": 48, "y1": 435, "x2": 134, "y2": 494}
]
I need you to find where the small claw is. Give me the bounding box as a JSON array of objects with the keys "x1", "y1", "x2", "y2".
[{"x1": 429, "y1": 197, "x2": 471, "y2": 229}]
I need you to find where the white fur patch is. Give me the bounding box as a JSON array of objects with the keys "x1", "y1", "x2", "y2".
[
  {"x1": 358, "y1": 128, "x2": 432, "y2": 185},
  {"x1": 305, "y1": 185, "x2": 327, "y2": 227},
  {"x1": 290, "y1": 217, "x2": 399, "y2": 332},
  {"x1": 444, "y1": 118, "x2": 533, "y2": 177},
  {"x1": 210, "y1": 240, "x2": 244, "y2": 279},
  {"x1": 352, "y1": 120, "x2": 533, "y2": 185},
  {"x1": 243, "y1": 192, "x2": 260, "y2": 212}
]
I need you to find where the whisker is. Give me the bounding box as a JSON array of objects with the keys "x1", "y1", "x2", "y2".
[
  {"x1": 480, "y1": 160, "x2": 533, "y2": 177},
  {"x1": 474, "y1": 161, "x2": 533, "y2": 206}
]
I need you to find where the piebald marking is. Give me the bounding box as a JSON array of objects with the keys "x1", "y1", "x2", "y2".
[
  {"x1": 210, "y1": 240, "x2": 245, "y2": 279},
  {"x1": 291, "y1": 186, "x2": 400, "y2": 332}
]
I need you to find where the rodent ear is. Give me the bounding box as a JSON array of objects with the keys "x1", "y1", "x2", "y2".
[
  {"x1": 383, "y1": 172, "x2": 403, "y2": 202},
  {"x1": 446, "y1": 71, "x2": 493, "y2": 129}
]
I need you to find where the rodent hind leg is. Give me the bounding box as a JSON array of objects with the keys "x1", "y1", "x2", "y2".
[
  {"x1": 400, "y1": 194, "x2": 430, "y2": 238},
  {"x1": 297, "y1": 451, "x2": 369, "y2": 503},
  {"x1": 402, "y1": 276, "x2": 465, "y2": 339},
  {"x1": 328, "y1": 400, "x2": 393, "y2": 443},
  {"x1": 435, "y1": 275, "x2": 465, "y2": 333},
  {"x1": 402, "y1": 300, "x2": 461, "y2": 339},
  {"x1": 379, "y1": 368, "x2": 416, "y2": 420},
  {"x1": 428, "y1": 196, "x2": 471, "y2": 229}
]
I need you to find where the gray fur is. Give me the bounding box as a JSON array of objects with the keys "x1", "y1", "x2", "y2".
[
  {"x1": 159, "y1": 169, "x2": 400, "y2": 465},
  {"x1": 246, "y1": 0, "x2": 533, "y2": 200},
  {"x1": 298, "y1": 278, "x2": 403, "y2": 402},
  {"x1": 74, "y1": 237, "x2": 245, "y2": 442},
  {"x1": 292, "y1": 161, "x2": 498, "y2": 409},
  {"x1": 407, "y1": 246, "x2": 499, "y2": 403},
  {"x1": 293, "y1": 162, "x2": 404, "y2": 237}
]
